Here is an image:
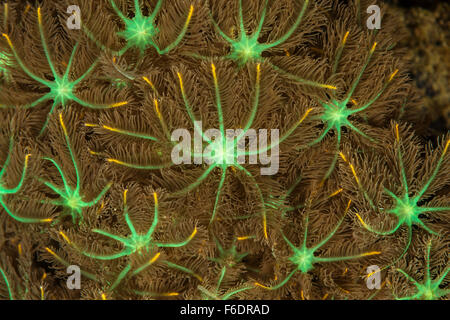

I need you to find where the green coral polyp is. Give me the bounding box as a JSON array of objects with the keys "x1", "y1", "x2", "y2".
[
  {"x1": 343, "y1": 127, "x2": 449, "y2": 277},
  {"x1": 321, "y1": 99, "x2": 354, "y2": 128},
  {"x1": 395, "y1": 196, "x2": 421, "y2": 224},
  {"x1": 199, "y1": 238, "x2": 254, "y2": 300},
  {"x1": 81, "y1": 190, "x2": 197, "y2": 260},
  {"x1": 255, "y1": 201, "x2": 381, "y2": 290},
  {"x1": 410, "y1": 282, "x2": 446, "y2": 300},
  {"x1": 90, "y1": 0, "x2": 194, "y2": 56},
  {"x1": 304, "y1": 40, "x2": 398, "y2": 180},
  {"x1": 128, "y1": 235, "x2": 153, "y2": 253},
  {"x1": 289, "y1": 247, "x2": 315, "y2": 273},
  {"x1": 204, "y1": 139, "x2": 235, "y2": 165},
  {"x1": 229, "y1": 35, "x2": 265, "y2": 65},
  {"x1": 65, "y1": 194, "x2": 86, "y2": 213},
  {"x1": 40, "y1": 113, "x2": 111, "y2": 224},
  {"x1": 352, "y1": 130, "x2": 449, "y2": 238},
  {"x1": 117, "y1": 12, "x2": 159, "y2": 52},
  {"x1": 394, "y1": 240, "x2": 450, "y2": 300},
  {"x1": 211, "y1": 0, "x2": 309, "y2": 67},
  {"x1": 50, "y1": 80, "x2": 74, "y2": 102},
  {"x1": 2, "y1": 7, "x2": 128, "y2": 134},
  {"x1": 211, "y1": 238, "x2": 248, "y2": 268}
]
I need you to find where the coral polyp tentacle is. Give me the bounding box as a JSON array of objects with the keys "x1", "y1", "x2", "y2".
[
  {"x1": 38, "y1": 113, "x2": 111, "y2": 224},
  {"x1": 81, "y1": 191, "x2": 196, "y2": 260},
  {"x1": 255, "y1": 200, "x2": 381, "y2": 290},
  {"x1": 83, "y1": 0, "x2": 193, "y2": 56},
  {"x1": 302, "y1": 39, "x2": 399, "y2": 180},
  {"x1": 394, "y1": 240, "x2": 449, "y2": 300},
  {"x1": 2, "y1": 8, "x2": 128, "y2": 134},
  {"x1": 341, "y1": 126, "x2": 449, "y2": 275}
]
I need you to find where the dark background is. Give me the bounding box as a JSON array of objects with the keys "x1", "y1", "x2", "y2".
[{"x1": 384, "y1": 0, "x2": 449, "y2": 137}]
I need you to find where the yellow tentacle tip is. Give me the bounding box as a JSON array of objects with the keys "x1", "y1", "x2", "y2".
[
  {"x1": 58, "y1": 113, "x2": 68, "y2": 134},
  {"x1": 97, "y1": 201, "x2": 105, "y2": 214},
  {"x1": 330, "y1": 188, "x2": 343, "y2": 198},
  {"x1": 37, "y1": 7, "x2": 43, "y2": 23},
  {"x1": 395, "y1": 123, "x2": 400, "y2": 142},
  {"x1": 45, "y1": 247, "x2": 55, "y2": 256},
  {"x1": 177, "y1": 72, "x2": 185, "y2": 91},
  {"x1": 363, "y1": 251, "x2": 381, "y2": 257},
  {"x1": 389, "y1": 69, "x2": 399, "y2": 82},
  {"x1": 153, "y1": 99, "x2": 162, "y2": 118},
  {"x1": 188, "y1": 5, "x2": 194, "y2": 18},
  {"x1": 190, "y1": 226, "x2": 198, "y2": 239},
  {"x1": 143, "y1": 76, "x2": 155, "y2": 89},
  {"x1": 443, "y1": 139, "x2": 450, "y2": 154},
  {"x1": 59, "y1": 231, "x2": 71, "y2": 244},
  {"x1": 2, "y1": 33, "x2": 13, "y2": 49},
  {"x1": 355, "y1": 213, "x2": 368, "y2": 228},
  {"x1": 165, "y1": 292, "x2": 180, "y2": 297},
  {"x1": 254, "y1": 282, "x2": 270, "y2": 290},
  {"x1": 345, "y1": 199, "x2": 352, "y2": 212},
  {"x1": 263, "y1": 214, "x2": 268, "y2": 240},
  {"x1": 88, "y1": 148, "x2": 100, "y2": 156},
  {"x1": 370, "y1": 42, "x2": 377, "y2": 53},
  {"x1": 123, "y1": 189, "x2": 128, "y2": 204},
  {"x1": 153, "y1": 192, "x2": 158, "y2": 206},
  {"x1": 343, "y1": 31, "x2": 350, "y2": 45},
  {"x1": 298, "y1": 108, "x2": 313, "y2": 124},
  {"x1": 40, "y1": 285, "x2": 45, "y2": 300},
  {"x1": 194, "y1": 274, "x2": 203, "y2": 282},
  {"x1": 211, "y1": 63, "x2": 217, "y2": 80},
  {"x1": 147, "y1": 252, "x2": 161, "y2": 266},
  {"x1": 322, "y1": 84, "x2": 337, "y2": 90},
  {"x1": 339, "y1": 152, "x2": 347, "y2": 162},
  {"x1": 110, "y1": 101, "x2": 128, "y2": 108}
]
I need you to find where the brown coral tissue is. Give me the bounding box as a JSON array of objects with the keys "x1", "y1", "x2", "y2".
[{"x1": 0, "y1": 0, "x2": 448, "y2": 301}]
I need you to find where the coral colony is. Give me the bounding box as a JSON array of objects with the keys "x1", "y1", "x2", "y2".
[{"x1": 0, "y1": 0, "x2": 448, "y2": 300}]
